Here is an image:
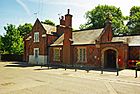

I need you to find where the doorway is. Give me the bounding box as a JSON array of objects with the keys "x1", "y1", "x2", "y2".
[
  {"x1": 34, "y1": 48, "x2": 39, "y2": 64},
  {"x1": 104, "y1": 49, "x2": 116, "y2": 68}
]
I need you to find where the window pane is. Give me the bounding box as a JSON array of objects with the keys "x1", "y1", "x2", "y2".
[
  {"x1": 77, "y1": 48, "x2": 86, "y2": 62},
  {"x1": 83, "y1": 49, "x2": 86, "y2": 61},
  {"x1": 34, "y1": 32, "x2": 39, "y2": 42},
  {"x1": 54, "y1": 48, "x2": 60, "y2": 61},
  {"x1": 80, "y1": 49, "x2": 82, "y2": 61}
]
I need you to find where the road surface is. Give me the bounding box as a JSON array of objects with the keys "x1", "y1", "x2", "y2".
[{"x1": 0, "y1": 61, "x2": 140, "y2": 94}]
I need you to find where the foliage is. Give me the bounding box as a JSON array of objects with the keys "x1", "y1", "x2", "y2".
[
  {"x1": 18, "y1": 23, "x2": 32, "y2": 37},
  {"x1": 127, "y1": 6, "x2": 140, "y2": 34},
  {"x1": 41, "y1": 19, "x2": 55, "y2": 26},
  {"x1": 0, "y1": 35, "x2": 2, "y2": 51},
  {"x1": 130, "y1": 6, "x2": 140, "y2": 16},
  {"x1": 79, "y1": 5, "x2": 126, "y2": 35},
  {"x1": 1, "y1": 23, "x2": 33, "y2": 55},
  {"x1": 2, "y1": 24, "x2": 23, "y2": 55},
  {"x1": 136, "y1": 62, "x2": 140, "y2": 67}
]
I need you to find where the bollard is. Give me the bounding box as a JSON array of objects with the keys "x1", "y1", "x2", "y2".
[
  {"x1": 75, "y1": 64, "x2": 77, "y2": 72},
  {"x1": 75, "y1": 68, "x2": 77, "y2": 72},
  {"x1": 135, "y1": 67, "x2": 138, "y2": 78},
  {"x1": 87, "y1": 70, "x2": 89, "y2": 73},
  {"x1": 48, "y1": 63, "x2": 50, "y2": 69},
  {"x1": 116, "y1": 68, "x2": 119, "y2": 76},
  {"x1": 65, "y1": 64, "x2": 67, "y2": 70},
  {"x1": 101, "y1": 66, "x2": 103, "y2": 74}
]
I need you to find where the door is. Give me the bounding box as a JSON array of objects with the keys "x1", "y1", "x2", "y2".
[
  {"x1": 34, "y1": 48, "x2": 39, "y2": 64},
  {"x1": 104, "y1": 49, "x2": 116, "y2": 68}
]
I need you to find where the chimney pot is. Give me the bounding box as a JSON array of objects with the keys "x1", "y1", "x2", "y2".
[
  {"x1": 61, "y1": 16, "x2": 64, "y2": 20},
  {"x1": 68, "y1": 9, "x2": 70, "y2": 14}
]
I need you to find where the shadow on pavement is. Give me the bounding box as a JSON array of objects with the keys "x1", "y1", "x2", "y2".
[
  {"x1": 33, "y1": 64, "x2": 123, "y2": 73},
  {"x1": 4, "y1": 62, "x2": 34, "y2": 68},
  {"x1": 4, "y1": 62, "x2": 124, "y2": 72},
  {"x1": 34, "y1": 66, "x2": 59, "y2": 70}
]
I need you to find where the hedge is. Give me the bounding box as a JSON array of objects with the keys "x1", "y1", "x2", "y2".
[{"x1": 1, "y1": 54, "x2": 23, "y2": 61}]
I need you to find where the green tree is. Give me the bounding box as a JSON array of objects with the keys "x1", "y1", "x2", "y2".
[
  {"x1": 80, "y1": 5, "x2": 126, "y2": 35},
  {"x1": 41, "y1": 19, "x2": 55, "y2": 26},
  {"x1": 127, "y1": 6, "x2": 140, "y2": 34},
  {"x1": 0, "y1": 35, "x2": 2, "y2": 51},
  {"x1": 18, "y1": 23, "x2": 32, "y2": 37},
  {"x1": 2, "y1": 24, "x2": 23, "y2": 55}
]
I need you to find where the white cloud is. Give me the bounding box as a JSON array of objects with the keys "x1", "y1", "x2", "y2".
[{"x1": 16, "y1": 0, "x2": 31, "y2": 16}]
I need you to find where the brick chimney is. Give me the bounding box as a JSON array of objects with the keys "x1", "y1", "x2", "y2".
[
  {"x1": 56, "y1": 16, "x2": 65, "y2": 36},
  {"x1": 60, "y1": 16, "x2": 65, "y2": 26},
  {"x1": 65, "y1": 9, "x2": 72, "y2": 27},
  {"x1": 63, "y1": 9, "x2": 73, "y2": 65},
  {"x1": 105, "y1": 13, "x2": 113, "y2": 42}
]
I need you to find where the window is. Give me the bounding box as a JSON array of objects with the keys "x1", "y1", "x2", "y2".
[
  {"x1": 53, "y1": 48, "x2": 61, "y2": 61},
  {"x1": 78, "y1": 48, "x2": 87, "y2": 62},
  {"x1": 34, "y1": 32, "x2": 39, "y2": 42}
]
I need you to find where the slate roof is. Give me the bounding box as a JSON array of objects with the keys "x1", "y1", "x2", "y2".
[
  {"x1": 112, "y1": 35, "x2": 140, "y2": 46},
  {"x1": 51, "y1": 28, "x2": 104, "y2": 46},
  {"x1": 41, "y1": 23, "x2": 56, "y2": 35}
]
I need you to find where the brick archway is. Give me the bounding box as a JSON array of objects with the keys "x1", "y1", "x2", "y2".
[{"x1": 101, "y1": 47, "x2": 119, "y2": 69}]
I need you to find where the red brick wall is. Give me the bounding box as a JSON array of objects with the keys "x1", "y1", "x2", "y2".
[
  {"x1": 100, "y1": 43, "x2": 128, "y2": 69},
  {"x1": 100, "y1": 24, "x2": 113, "y2": 43},
  {"x1": 47, "y1": 35, "x2": 57, "y2": 45},
  {"x1": 49, "y1": 46, "x2": 63, "y2": 64},
  {"x1": 129, "y1": 46, "x2": 140, "y2": 60},
  {"x1": 72, "y1": 43, "x2": 128, "y2": 69},
  {"x1": 49, "y1": 43, "x2": 128, "y2": 69},
  {"x1": 24, "y1": 19, "x2": 57, "y2": 62},
  {"x1": 26, "y1": 19, "x2": 47, "y2": 56},
  {"x1": 73, "y1": 45, "x2": 101, "y2": 67}
]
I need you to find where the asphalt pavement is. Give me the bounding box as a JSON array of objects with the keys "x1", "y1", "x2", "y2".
[{"x1": 0, "y1": 61, "x2": 140, "y2": 94}]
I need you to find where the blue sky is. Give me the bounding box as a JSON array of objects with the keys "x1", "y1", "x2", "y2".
[{"x1": 0, "y1": 0, "x2": 140, "y2": 35}]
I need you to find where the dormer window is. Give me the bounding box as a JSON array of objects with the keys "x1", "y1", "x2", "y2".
[{"x1": 34, "y1": 32, "x2": 39, "y2": 42}]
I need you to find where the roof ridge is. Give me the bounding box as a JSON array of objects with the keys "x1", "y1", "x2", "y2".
[
  {"x1": 73, "y1": 28, "x2": 104, "y2": 32},
  {"x1": 114, "y1": 34, "x2": 140, "y2": 37},
  {"x1": 41, "y1": 23, "x2": 56, "y2": 27}
]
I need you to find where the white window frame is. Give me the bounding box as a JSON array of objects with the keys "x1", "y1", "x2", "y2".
[
  {"x1": 77, "y1": 47, "x2": 87, "y2": 62},
  {"x1": 34, "y1": 32, "x2": 39, "y2": 42},
  {"x1": 53, "y1": 48, "x2": 61, "y2": 61}
]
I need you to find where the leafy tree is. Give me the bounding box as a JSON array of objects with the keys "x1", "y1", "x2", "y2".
[
  {"x1": 41, "y1": 19, "x2": 55, "y2": 26},
  {"x1": 79, "y1": 5, "x2": 126, "y2": 35},
  {"x1": 0, "y1": 35, "x2": 2, "y2": 51},
  {"x1": 2, "y1": 24, "x2": 23, "y2": 55},
  {"x1": 127, "y1": 6, "x2": 140, "y2": 34},
  {"x1": 18, "y1": 23, "x2": 32, "y2": 37},
  {"x1": 130, "y1": 6, "x2": 140, "y2": 16}
]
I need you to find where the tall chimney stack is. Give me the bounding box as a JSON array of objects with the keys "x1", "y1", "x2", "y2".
[
  {"x1": 65, "y1": 9, "x2": 72, "y2": 27},
  {"x1": 63, "y1": 9, "x2": 73, "y2": 65}
]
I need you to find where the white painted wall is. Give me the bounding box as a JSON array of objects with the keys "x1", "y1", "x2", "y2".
[{"x1": 29, "y1": 55, "x2": 47, "y2": 65}]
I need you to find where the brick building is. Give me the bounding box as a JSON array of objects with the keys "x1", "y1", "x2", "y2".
[{"x1": 24, "y1": 9, "x2": 140, "y2": 69}]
